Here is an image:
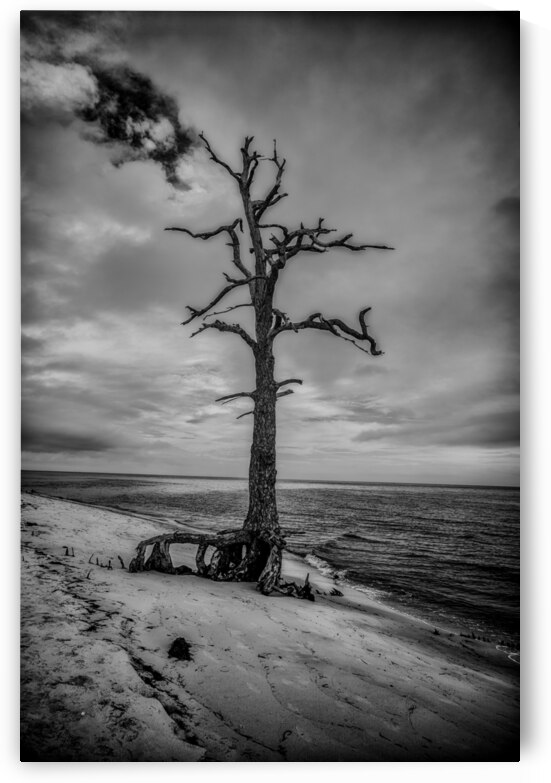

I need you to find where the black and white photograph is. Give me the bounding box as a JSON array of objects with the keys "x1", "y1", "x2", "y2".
[{"x1": 19, "y1": 8, "x2": 520, "y2": 763}]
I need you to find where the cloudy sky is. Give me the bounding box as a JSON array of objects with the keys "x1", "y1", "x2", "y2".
[{"x1": 21, "y1": 10, "x2": 519, "y2": 486}]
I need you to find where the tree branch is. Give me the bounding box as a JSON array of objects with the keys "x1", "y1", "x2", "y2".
[
  {"x1": 215, "y1": 391, "x2": 256, "y2": 405},
  {"x1": 271, "y1": 308, "x2": 298, "y2": 334},
  {"x1": 236, "y1": 409, "x2": 254, "y2": 420},
  {"x1": 276, "y1": 389, "x2": 294, "y2": 399},
  {"x1": 276, "y1": 378, "x2": 303, "y2": 389},
  {"x1": 272, "y1": 308, "x2": 383, "y2": 356},
  {"x1": 251, "y1": 140, "x2": 288, "y2": 221},
  {"x1": 189, "y1": 319, "x2": 256, "y2": 349},
  {"x1": 204, "y1": 302, "x2": 253, "y2": 319},
  {"x1": 182, "y1": 277, "x2": 262, "y2": 325},
  {"x1": 165, "y1": 217, "x2": 250, "y2": 279},
  {"x1": 199, "y1": 131, "x2": 242, "y2": 182},
  {"x1": 266, "y1": 217, "x2": 393, "y2": 272}
]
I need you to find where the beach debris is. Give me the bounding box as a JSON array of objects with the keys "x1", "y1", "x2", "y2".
[
  {"x1": 86, "y1": 570, "x2": 92, "y2": 579},
  {"x1": 71, "y1": 547, "x2": 75, "y2": 557},
  {"x1": 117, "y1": 555, "x2": 126, "y2": 569},
  {"x1": 330, "y1": 588, "x2": 343, "y2": 597},
  {"x1": 107, "y1": 560, "x2": 112, "y2": 570},
  {"x1": 168, "y1": 637, "x2": 193, "y2": 662},
  {"x1": 63, "y1": 546, "x2": 69, "y2": 557},
  {"x1": 276, "y1": 573, "x2": 315, "y2": 601},
  {"x1": 88, "y1": 553, "x2": 95, "y2": 564}
]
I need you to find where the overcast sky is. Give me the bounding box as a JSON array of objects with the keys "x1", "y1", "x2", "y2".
[{"x1": 20, "y1": 11, "x2": 519, "y2": 486}]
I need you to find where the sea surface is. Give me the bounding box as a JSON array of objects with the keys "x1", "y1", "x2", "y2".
[{"x1": 21, "y1": 470, "x2": 520, "y2": 649}]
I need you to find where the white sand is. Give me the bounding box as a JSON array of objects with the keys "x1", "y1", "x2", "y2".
[{"x1": 20, "y1": 492, "x2": 519, "y2": 761}]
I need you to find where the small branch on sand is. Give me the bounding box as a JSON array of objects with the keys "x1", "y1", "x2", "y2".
[
  {"x1": 274, "y1": 573, "x2": 315, "y2": 601},
  {"x1": 117, "y1": 555, "x2": 125, "y2": 569},
  {"x1": 88, "y1": 553, "x2": 95, "y2": 564}
]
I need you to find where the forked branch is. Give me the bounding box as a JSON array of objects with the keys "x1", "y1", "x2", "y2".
[
  {"x1": 251, "y1": 140, "x2": 288, "y2": 221},
  {"x1": 265, "y1": 217, "x2": 393, "y2": 272}
]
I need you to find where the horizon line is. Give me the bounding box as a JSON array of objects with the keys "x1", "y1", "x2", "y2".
[{"x1": 20, "y1": 468, "x2": 520, "y2": 492}]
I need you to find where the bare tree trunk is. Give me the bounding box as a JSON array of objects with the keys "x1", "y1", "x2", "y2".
[
  {"x1": 245, "y1": 347, "x2": 278, "y2": 536},
  {"x1": 233, "y1": 342, "x2": 282, "y2": 590}
]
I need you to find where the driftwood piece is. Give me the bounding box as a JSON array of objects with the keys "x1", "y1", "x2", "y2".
[{"x1": 276, "y1": 573, "x2": 315, "y2": 601}]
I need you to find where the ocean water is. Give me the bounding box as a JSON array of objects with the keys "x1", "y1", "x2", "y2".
[{"x1": 21, "y1": 470, "x2": 520, "y2": 648}]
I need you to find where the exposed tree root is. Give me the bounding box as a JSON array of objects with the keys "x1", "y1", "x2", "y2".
[{"x1": 128, "y1": 528, "x2": 310, "y2": 598}]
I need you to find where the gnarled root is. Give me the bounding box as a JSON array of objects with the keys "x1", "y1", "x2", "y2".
[{"x1": 128, "y1": 527, "x2": 287, "y2": 594}]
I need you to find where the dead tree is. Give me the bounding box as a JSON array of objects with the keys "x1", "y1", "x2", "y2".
[{"x1": 129, "y1": 134, "x2": 392, "y2": 594}]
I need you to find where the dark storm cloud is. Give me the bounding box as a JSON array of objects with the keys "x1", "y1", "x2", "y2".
[
  {"x1": 21, "y1": 11, "x2": 196, "y2": 188},
  {"x1": 78, "y1": 65, "x2": 195, "y2": 188}
]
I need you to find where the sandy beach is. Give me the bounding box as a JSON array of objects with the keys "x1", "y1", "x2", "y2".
[{"x1": 20, "y1": 491, "x2": 519, "y2": 762}]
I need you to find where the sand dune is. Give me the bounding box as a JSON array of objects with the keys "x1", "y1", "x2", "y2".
[{"x1": 20, "y1": 492, "x2": 519, "y2": 761}]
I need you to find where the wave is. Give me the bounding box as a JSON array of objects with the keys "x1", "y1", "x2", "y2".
[{"x1": 304, "y1": 553, "x2": 347, "y2": 581}]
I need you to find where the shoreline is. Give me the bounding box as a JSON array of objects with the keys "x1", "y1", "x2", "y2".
[
  {"x1": 24, "y1": 487, "x2": 520, "y2": 656},
  {"x1": 20, "y1": 492, "x2": 519, "y2": 761}
]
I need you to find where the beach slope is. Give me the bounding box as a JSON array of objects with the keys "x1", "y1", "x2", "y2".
[{"x1": 20, "y1": 492, "x2": 519, "y2": 761}]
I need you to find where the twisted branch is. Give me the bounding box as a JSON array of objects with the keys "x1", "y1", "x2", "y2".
[
  {"x1": 272, "y1": 307, "x2": 383, "y2": 356},
  {"x1": 265, "y1": 217, "x2": 393, "y2": 271}
]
